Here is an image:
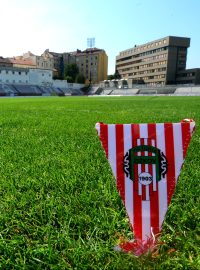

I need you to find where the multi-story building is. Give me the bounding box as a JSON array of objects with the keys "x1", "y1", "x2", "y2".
[
  {"x1": 176, "y1": 68, "x2": 200, "y2": 85},
  {"x1": 22, "y1": 51, "x2": 54, "y2": 71},
  {"x1": 41, "y1": 49, "x2": 65, "y2": 79},
  {"x1": 116, "y1": 36, "x2": 190, "y2": 85},
  {"x1": 72, "y1": 48, "x2": 108, "y2": 83}
]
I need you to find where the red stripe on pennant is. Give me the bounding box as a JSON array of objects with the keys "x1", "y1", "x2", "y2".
[
  {"x1": 181, "y1": 122, "x2": 191, "y2": 159},
  {"x1": 100, "y1": 124, "x2": 108, "y2": 158},
  {"x1": 148, "y1": 124, "x2": 160, "y2": 235},
  {"x1": 140, "y1": 138, "x2": 146, "y2": 201},
  {"x1": 164, "y1": 123, "x2": 176, "y2": 205},
  {"x1": 131, "y1": 124, "x2": 142, "y2": 240},
  {"x1": 116, "y1": 124, "x2": 125, "y2": 203}
]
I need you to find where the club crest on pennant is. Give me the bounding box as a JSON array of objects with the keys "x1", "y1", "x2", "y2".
[{"x1": 124, "y1": 139, "x2": 168, "y2": 201}]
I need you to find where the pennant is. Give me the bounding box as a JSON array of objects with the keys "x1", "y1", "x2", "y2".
[{"x1": 95, "y1": 119, "x2": 195, "y2": 255}]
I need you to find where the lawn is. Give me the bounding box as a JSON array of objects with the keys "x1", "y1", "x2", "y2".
[{"x1": 0, "y1": 96, "x2": 199, "y2": 269}]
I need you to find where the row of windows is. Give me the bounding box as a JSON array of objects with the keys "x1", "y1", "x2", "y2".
[
  {"x1": 79, "y1": 62, "x2": 97, "y2": 67},
  {"x1": 117, "y1": 47, "x2": 167, "y2": 62},
  {"x1": 139, "y1": 61, "x2": 167, "y2": 69},
  {"x1": 38, "y1": 62, "x2": 53, "y2": 68},
  {"x1": 121, "y1": 66, "x2": 167, "y2": 73},
  {"x1": 77, "y1": 56, "x2": 98, "y2": 61},
  {"x1": 176, "y1": 72, "x2": 195, "y2": 78},
  {"x1": 0, "y1": 70, "x2": 51, "y2": 77},
  {"x1": 130, "y1": 74, "x2": 166, "y2": 81},
  {"x1": 0, "y1": 70, "x2": 28, "y2": 75},
  {"x1": 117, "y1": 55, "x2": 167, "y2": 68},
  {"x1": 126, "y1": 67, "x2": 166, "y2": 76},
  {"x1": 119, "y1": 39, "x2": 167, "y2": 56},
  {"x1": 0, "y1": 79, "x2": 28, "y2": 83},
  {"x1": 148, "y1": 81, "x2": 165, "y2": 86}
]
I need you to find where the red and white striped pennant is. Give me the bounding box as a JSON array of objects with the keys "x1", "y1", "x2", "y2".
[{"x1": 95, "y1": 119, "x2": 195, "y2": 255}]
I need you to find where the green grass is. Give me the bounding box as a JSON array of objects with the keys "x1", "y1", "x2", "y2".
[{"x1": 0, "y1": 96, "x2": 199, "y2": 269}]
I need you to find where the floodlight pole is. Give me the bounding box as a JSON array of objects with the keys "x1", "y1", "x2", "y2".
[{"x1": 87, "y1": 37, "x2": 95, "y2": 86}]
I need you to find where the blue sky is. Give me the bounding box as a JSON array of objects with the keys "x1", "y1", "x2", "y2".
[{"x1": 0, "y1": 0, "x2": 200, "y2": 74}]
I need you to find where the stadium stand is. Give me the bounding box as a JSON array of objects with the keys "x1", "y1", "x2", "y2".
[
  {"x1": 69, "y1": 88, "x2": 83, "y2": 95},
  {"x1": 102, "y1": 88, "x2": 140, "y2": 95},
  {"x1": 101, "y1": 89, "x2": 113, "y2": 95},
  {"x1": 138, "y1": 87, "x2": 176, "y2": 95},
  {"x1": 13, "y1": 85, "x2": 42, "y2": 96},
  {"x1": 174, "y1": 87, "x2": 200, "y2": 95},
  {"x1": 87, "y1": 86, "x2": 100, "y2": 95},
  {"x1": 0, "y1": 84, "x2": 18, "y2": 96}
]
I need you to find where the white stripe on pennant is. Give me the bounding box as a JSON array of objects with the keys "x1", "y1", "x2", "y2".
[
  {"x1": 142, "y1": 201, "x2": 151, "y2": 242},
  {"x1": 156, "y1": 124, "x2": 167, "y2": 229},
  {"x1": 144, "y1": 138, "x2": 149, "y2": 200},
  {"x1": 123, "y1": 124, "x2": 134, "y2": 226},
  {"x1": 139, "y1": 124, "x2": 151, "y2": 241},
  {"x1": 108, "y1": 125, "x2": 117, "y2": 179},
  {"x1": 173, "y1": 123, "x2": 183, "y2": 182},
  {"x1": 151, "y1": 139, "x2": 157, "y2": 191},
  {"x1": 190, "y1": 122, "x2": 195, "y2": 135},
  {"x1": 95, "y1": 123, "x2": 100, "y2": 136}
]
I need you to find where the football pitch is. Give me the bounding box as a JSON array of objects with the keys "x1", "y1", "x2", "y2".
[{"x1": 0, "y1": 96, "x2": 199, "y2": 269}]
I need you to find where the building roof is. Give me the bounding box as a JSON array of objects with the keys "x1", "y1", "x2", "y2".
[
  {"x1": 9, "y1": 58, "x2": 35, "y2": 66},
  {"x1": 44, "y1": 49, "x2": 62, "y2": 57},
  {"x1": 70, "y1": 48, "x2": 106, "y2": 56},
  {"x1": 0, "y1": 57, "x2": 12, "y2": 65}
]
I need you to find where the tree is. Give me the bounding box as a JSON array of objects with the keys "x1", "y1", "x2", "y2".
[
  {"x1": 64, "y1": 63, "x2": 79, "y2": 82},
  {"x1": 76, "y1": 74, "x2": 85, "y2": 84},
  {"x1": 65, "y1": 76, "x2": 73, "y2": 83},
  {"x1": 114, "y1": 70, "x2": 121, "y2": 79},
  {"x1": 107, "y1": 71, "x2": 121, "y2": 81},
  {"x1": 107, "y1": 74, "x2": 115, "y2": 80}
]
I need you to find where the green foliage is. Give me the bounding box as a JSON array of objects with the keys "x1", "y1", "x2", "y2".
[
  {"x1": 65, "y1": 76, "x2": 73, "y2": 83},
  {"x1": 0, "y1": 96, "x2": 199, "y2": 269},
  {"x1": 107, "y1": 71, "x2": 121, "y2": 80},
  {"x1": 114, "y1": 70, "x2": 121, "y2": 79},
  {"x1": 107, "y1": 74, "x2": 115, "y2": 80},
  {"x1": 64, "y1": 63, "x2": 79, "y2": 82},
  {"x1": 76, "y1": 73, "x2": 85, "y2": 84}
]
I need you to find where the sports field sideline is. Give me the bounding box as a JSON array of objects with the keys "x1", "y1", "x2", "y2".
[{"x1": 0, "y1": 96, "x2": 199, "y2": 269}]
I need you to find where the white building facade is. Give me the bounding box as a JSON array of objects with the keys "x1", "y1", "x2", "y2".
[{"x1": 0, "y1": 67, "x2": 53, "y2": 85}]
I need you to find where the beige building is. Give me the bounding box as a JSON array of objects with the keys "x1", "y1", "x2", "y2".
[
  {"x1": 11, "y1": 51, "x2": 54, "y2": 72},
  {"x1": 41, "y1": 50, "x2": 62, "y2": 78},
  {"x1": 9, "y1": 57, "x2": 36, "y2": 69},
  {"x1": 72, "y1": 48, "x2": 108, "y2": 83},
  {"x1": 22, "y1": 51, "x2": 54, "y2": 71},
  {"x1": 116, "y1": 36, "x2": 190, "y2": 85}
]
